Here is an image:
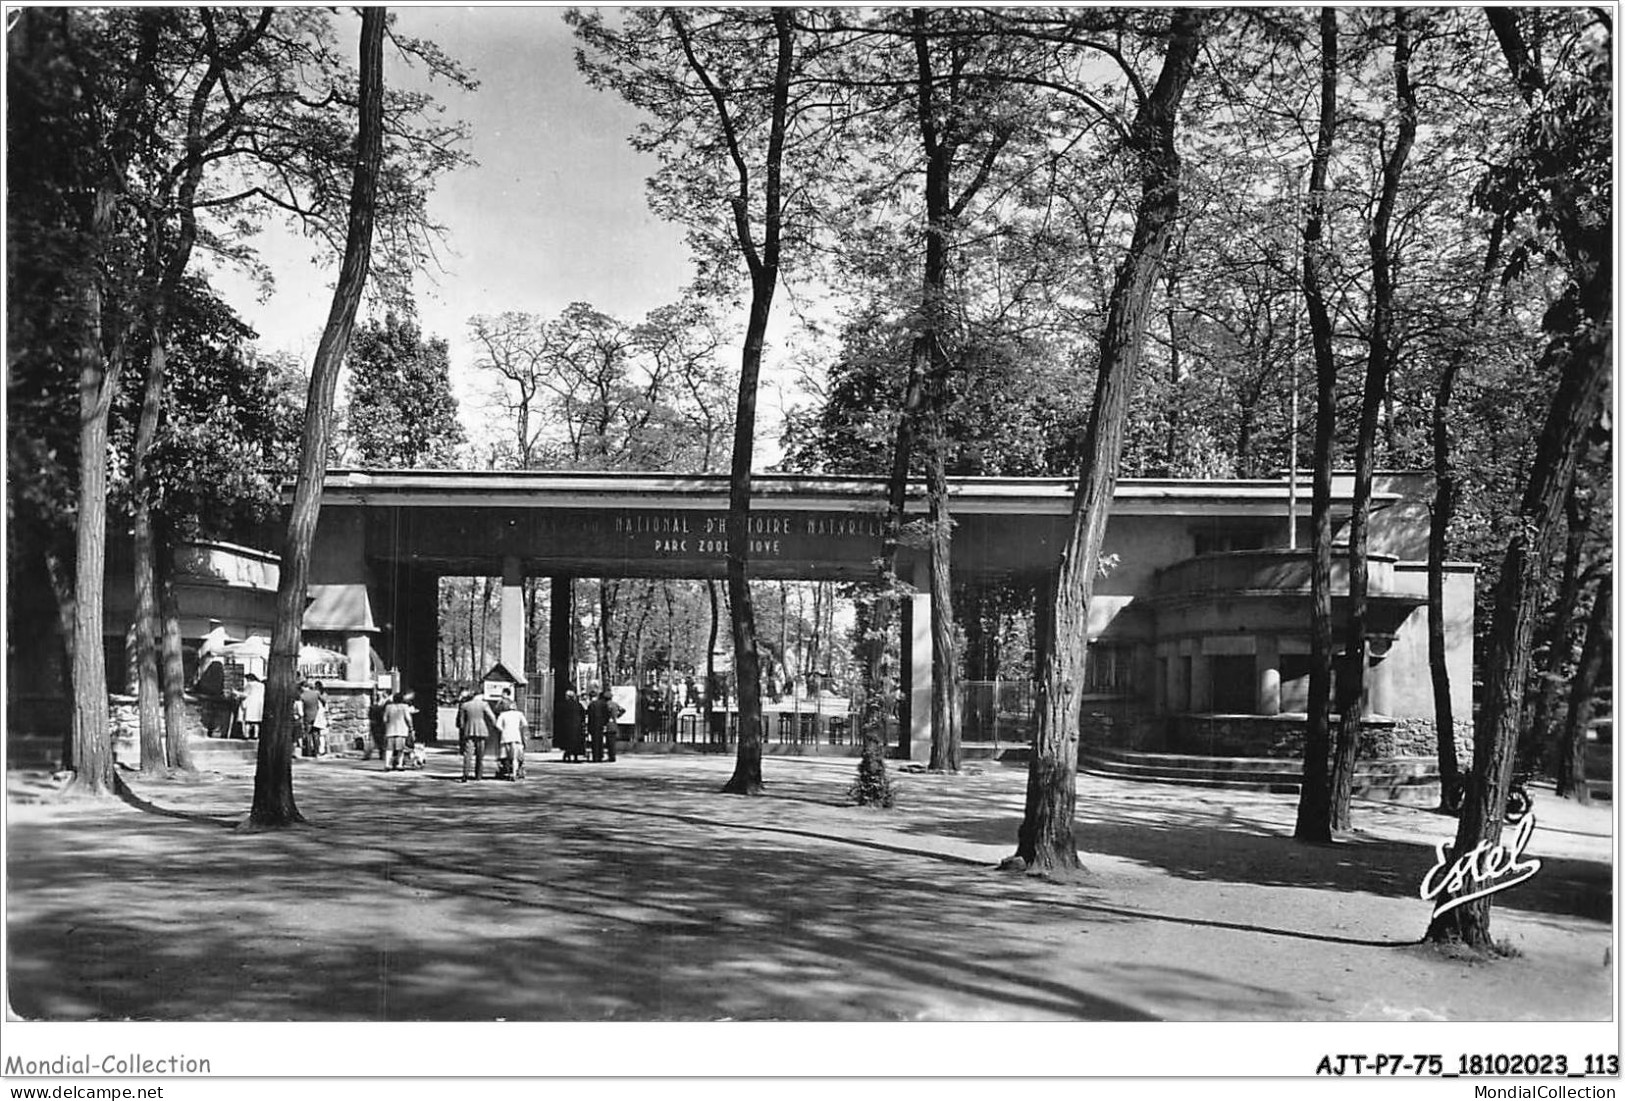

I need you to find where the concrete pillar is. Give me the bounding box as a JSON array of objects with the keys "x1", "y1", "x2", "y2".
[
  {"x1": 383, "y1": 565, "x2": 439, "y2": 742},
  {"x1": 1257, "y1": 635, "x2": 1281, "y2": 717},
  {"x1": 344, "y1": 633, "x2": 372, "y2": 684},
  {"x1": 1189, "y1": 650, "x2": 1211, "y2": 713},
  {"x1": 1367, "y1": 650, "x2": 1389, "y2": 716},
  {"x1": 549, "y1": 576, "x2": 573, "y2": 739},
  {"x1": 1168, "y1": 647, "x2": 1189, "y2": 712},
  {"x1": 900, "y1": 565, "x2": 932, "y2": 763},
  {"x1": 501, "y1": 555, "x2": 525, "y2": 680},
  {"x1": 406, "y1": 569, "x2": 439, "y2": 744}
]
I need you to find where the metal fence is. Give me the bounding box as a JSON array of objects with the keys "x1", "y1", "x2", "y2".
[
  {"x1": 961, "y1": 679, "x2": 1037, "y2": 744},
  {"x1": 635, "y1": 694, "x2": 858, "y2": 749}
]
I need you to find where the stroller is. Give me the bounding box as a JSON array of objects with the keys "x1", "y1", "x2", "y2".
[{"x1": 495, "y1": 739, "x2": 525, "y2": 781}]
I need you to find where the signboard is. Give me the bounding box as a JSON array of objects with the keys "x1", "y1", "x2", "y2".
[
  {"x1": 611, "y1": 685, "x2": 636, "y2": 725},
  {"x1": 379, "y1": 507, "x2": 888, "y2": 568}
]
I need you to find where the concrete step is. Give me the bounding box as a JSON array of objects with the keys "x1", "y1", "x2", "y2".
[{"x1": 1080, "y1": 748, "x2": 1442, "y2": 805}]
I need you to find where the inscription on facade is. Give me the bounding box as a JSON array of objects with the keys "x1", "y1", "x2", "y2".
[
  {"x1": 607, "y1": 510, "x2": 883, "y2": 560},
  {"x1": 378, "y1": 506, "x2": 890, "y2": 567}
]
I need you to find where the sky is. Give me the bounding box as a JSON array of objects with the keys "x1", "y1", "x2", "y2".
[{"x1": 209, "y1": 6, "x2": 805, "y2": 465}]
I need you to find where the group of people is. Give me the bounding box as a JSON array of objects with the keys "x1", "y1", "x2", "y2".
[
  {"x1": 363, "y1": 688, "x2": 426, "y2": 771},
  {"x1": 554, "y1": 685, "x2": 624, "y2": 763},
  {"x1": 360, "y1": 682, "x2": 637, "y2": 778},
  {"x1": 454, "y1": 687, "x2": 528, "y2": 781}
]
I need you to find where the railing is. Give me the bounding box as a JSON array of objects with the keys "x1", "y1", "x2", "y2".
[
  {"x1": 961, "y1": 680, "x2": 1037, "y2": 745},
  {"x1": 1153, "y1": 548, "x2": 1402, "y2": 599},
  {"x1": 636, "y1": 695, "x2": 858, "y2": 749}
]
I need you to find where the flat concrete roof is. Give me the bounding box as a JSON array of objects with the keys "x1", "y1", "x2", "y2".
[
  {"x1": 314, "y1": 469, "x2": 1384, "y2": 517},
  {"x1": 298, "y1": 470, "x2": 1401, "y2": 581}
]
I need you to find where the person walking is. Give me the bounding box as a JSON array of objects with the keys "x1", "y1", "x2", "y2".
[
  {"x1": 311, "y1": 690, "x2": 331, "y2": 756},
  {"x1": 382, "y1": 691, "x2": 414, "y2": 771},
  {"x1": 456, "y1": 689, "x2": 497, "y2": 781},
  {"x1": 496, "y1": 702, "x2": 528, "y2": 780},
  {"x1": 586, "y1": 687, "x2": 623, "y2": 763},
  {"x1": 557, "y1": 685, "x2": 587, "y2": 762},
  {"x1": 299, "y1": 680, "x2": 325, "y2": 757},
  {"x1": 365, "y1": 690, "x2": 387, "y2": 760}
]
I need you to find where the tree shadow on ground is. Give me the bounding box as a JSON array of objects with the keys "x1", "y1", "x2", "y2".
[
  {"x1": 7, "y1": 787, "x2": 1160, "y2": 1020},
  {"x1": 893, "y1": 793, "x2": 1611, "y2": 923},
  {"x1": 4, "y1": 758, "x2": 1611, "y2": 1022}
]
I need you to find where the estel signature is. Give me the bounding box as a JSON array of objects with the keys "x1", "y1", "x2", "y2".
[{"x1": 1420, "y1": 812, "x2": 1541, "y2": 919}]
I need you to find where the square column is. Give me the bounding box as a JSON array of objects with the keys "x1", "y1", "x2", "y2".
[
  {"x1": 1189, "y1": 650, "x2": 1211, "y2": 712},
  {"x1": 501, "y1": 556, "x2": 526, "y2": 681},
  {"x1": 344, "y1": 633, "x2": 373, "y2": 684},
  {"x1": 1168, "y1": 645, "x2": 1190, "y2": 712},
  {"x1": 1256, "y1": 635, "x2": 1282, "y2": 716},
  {"x1": 549, "y1": 576, "x2": 573, "y2": 739},
  {"x1": 388, "y1": 565, "x2": 439, "y2": 744},
  {"x1": 900, "y1": 564, "x2": 931, "y2": 763}
]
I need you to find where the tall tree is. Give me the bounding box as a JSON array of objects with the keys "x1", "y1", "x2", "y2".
[
  {"x1": 1329, "y1": 8, "x2": 1419, "y2": 831},
  {"x1": 902, "y1": 9, "x2": 1026, "y2": 775},
  {"x1": 344, "y1": 310, "x2": 465, "y2": 467},
  {"x1": 248, "y1": 6, "x2": 387, "y2": 828},
  {"x1": 12, "y1": 9, "x2": 163, "y2": 796},
  {"x1": 1426, "y1": 211, "x2": 1505, "y2": 804},
  {"x1": 1005, "y1": 10, "x2": 1207, "y2": 874},
  {"x1": 116, "y1": 284, "x2": 299, "y2": 771},
  {"x1": 1292, "y1": 8, "x2": 1341, "y2": 844},
  {"x1": 127, "y1": 10, "x2": 275, "y2": 774},
  {"x1": 573, "y1": 7, "x2": 800, "y2": 795},
  {"x1": 1425, "y1": 7, "x2": 1611, "y2": 947}
]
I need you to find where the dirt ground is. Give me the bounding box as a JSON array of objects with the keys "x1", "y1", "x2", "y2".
[{"x1": 4, "y1": 744, "x2": 1615, "y2": 1026}]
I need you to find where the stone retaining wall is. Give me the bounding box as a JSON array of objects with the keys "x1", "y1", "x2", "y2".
[
  {"x1": 1163, "y1": 713, "x2": 1473, "y2": 763},
  {"x1": 108, "y1": 683, "x2": 382, "y2": 765}
]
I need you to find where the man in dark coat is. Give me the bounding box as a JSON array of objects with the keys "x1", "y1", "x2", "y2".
[
  {"x1": 586, "y1": 687, "x2": 623, "y2": 763},
  {"x1": 557, "y1": 685, "x2": 587, "y2": 762}
]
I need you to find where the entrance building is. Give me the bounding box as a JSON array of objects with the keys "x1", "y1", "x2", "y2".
[{"x1": 299, "y1": 469, "x2": 1474, "y2": 760}]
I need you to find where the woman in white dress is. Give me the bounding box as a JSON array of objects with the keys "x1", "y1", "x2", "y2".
[{"x1": 241, "y1": 673, "x2": 266, "y2": 740}]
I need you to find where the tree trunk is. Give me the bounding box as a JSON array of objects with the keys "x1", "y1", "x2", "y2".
[
  {"x1": 480, "y1": 575, "x2": 494, "y2": 675},
  {"x1": 1528, "y1": 487, "x2": 1591, "y2": 770},
  {"x1": 1428, "y1": 213, "x2": 1504, "y2": 805},
  {"x1": 1293, "y1": 7, "x2": 1340, "y2": 844},
  {"x1": 1427, "y1": 363, "x2": 1462, "y2": 803},
  {"x1": 132, "y1": 498, "x2": 167, "y2": 773},
  {"x1": 1009, "y1": 10, "x2": 1205, "y2": 875},
  {"x1": 705, "y1": 577, "x2": 720, "y2": 731},
  {"x1": 720, "y1": 264, "x2": 776, "y2": 794},
  {"x1": 466, "y1": 577, "x2": 478, "y2": 681},
  {"x1": 908, "y1": 13, "x2": 964, "y2": 776},
  {"x1": 67, "y1": 183, "x2": 125, "y2": 797},
  {"x1": 598, "y1": 579, "x2": 617, "y2": 686},
  {"x1": 248, "y1": 6, "x2": 386, "y2": 828},
  {"x1": 926, "y1": 411, "x2": 960, "y2": 772},
  {"x1": 1556, "y1": 574, "x2": 1608, "y2": 803},
  {"x1": 156, "y1": 523, "x2": 194, "y2": 771},
  {"x1": 43, "y1": 549, "x2": 78, "y2": 769},
  {"x1": 132, "y1": 332, "x2": 176, "y2": 773},
  {"x1": 1331, "y1": 9, "x2": 1416, "y2": 833},
  {"x1": 675, "y1": 9, "x2": 793, "y2": 798}
]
